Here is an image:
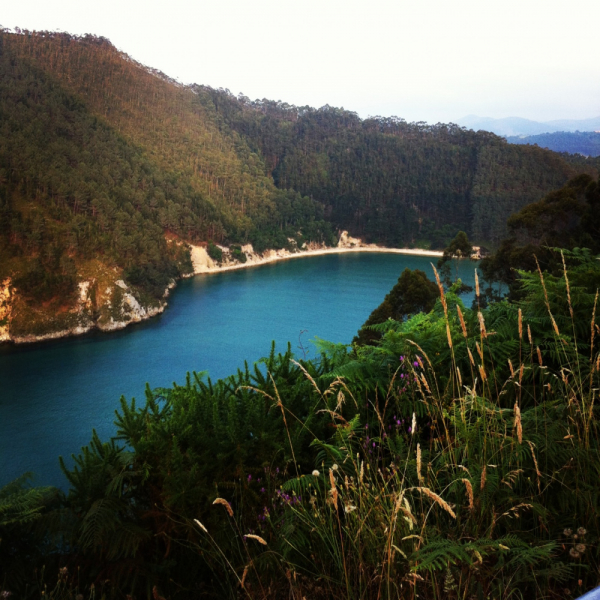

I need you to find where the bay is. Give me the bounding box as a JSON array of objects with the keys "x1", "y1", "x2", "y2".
[{"x1": 0, "y1": 252, "x2": 478, "y2": 488}]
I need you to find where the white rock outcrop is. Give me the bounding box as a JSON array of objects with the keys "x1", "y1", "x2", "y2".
[{"x1": 0, "y1": 278, "x2": 12, "y2": 342}]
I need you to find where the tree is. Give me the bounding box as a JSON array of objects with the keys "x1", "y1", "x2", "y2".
[{"x1": 354, "y1": 268, "x2": 439, "y2": 345}]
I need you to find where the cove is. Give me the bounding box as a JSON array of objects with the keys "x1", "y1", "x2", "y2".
[{"x1": 0, "y1": 252, "x2": 479, "y2": 488}]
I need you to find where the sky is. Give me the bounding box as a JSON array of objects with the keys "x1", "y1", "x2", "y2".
[{"x1": 2, "y1": 0, "x2": 599, "y2": 124}]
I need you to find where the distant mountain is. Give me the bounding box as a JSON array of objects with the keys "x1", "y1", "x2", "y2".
[
  {"x1": 458, "y1": 115, "x2": 600, "y2": 137},
  {"x1": 507, "y1": 131, "x2": 600, "y2": 157}
]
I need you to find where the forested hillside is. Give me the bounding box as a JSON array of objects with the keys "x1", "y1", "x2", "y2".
[
  {"x1": 197, "y1": 87, "x2": 595, "y2": 245},
  {"x1": 0, "y1": 30, "x2": 333, "y2": 337}
]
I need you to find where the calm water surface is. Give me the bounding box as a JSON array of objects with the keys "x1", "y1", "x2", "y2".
[{"x1": 0, "y1": 253, "x2": 478, "y2": 487}]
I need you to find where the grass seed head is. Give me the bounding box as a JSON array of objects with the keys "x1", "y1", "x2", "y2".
[
  {"x1": 213, "y1": 498, "x2": 234, "y2": 517},
  {"x1": 514, "y1": 403, "x2": 523, "y2": 444},
  {"x1": 416, "y1": 487, "x2": 456, "y2": 519},
  {"x1": 462, "y1": 478, "x2": 474, "y2": 510},
  {"x1": 245, "y1": 534, "x2": 268, "y2": 546}
]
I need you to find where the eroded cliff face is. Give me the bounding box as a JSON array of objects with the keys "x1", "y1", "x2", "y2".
[
  {"x1": 0, "y1": 278, "x2": 12, "y2": 342},
  {"x1": 1, "y1": 232, "x2": 361, "y2": 344},
  {"x1": 2, "y1": 273, "x2": 172, "y2": 344}
]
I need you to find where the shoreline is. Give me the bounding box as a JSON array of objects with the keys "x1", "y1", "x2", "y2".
[
  {"x1": 189, "y1": 244, "x2": 445, "y2": 277},
  {"x1": 3, "y1": 244, "x2": 445, "y2": 345}
]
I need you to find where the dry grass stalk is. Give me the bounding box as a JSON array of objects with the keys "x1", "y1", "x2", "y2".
[
  {"x1": 476, "y1": 341, "x2": 483, "y2": 360},
  {"x1": 456, "y1": 366, "x2": 462, "y2": 386},
  {"x1": 526, "y1": 440, "x2": 542, "y2": 492},
  {"x1": 475, "y1": 269, "x2": 480, "y2": 297},
  {"x1": 416, "y1": 444, "x2": 423, "y2": 482},
  {"x1": 329, "y1": 468, "x2": 339, "y2": 511},
  {"x1": 477, "y1": 311, "x2": 487, "y2": 338},
  {"x1": 480, "y1": 465, "x2": 487, "y2": 491},
  {"x1": 528, "y1": 324, "x2": 533, "y2": 346},
  {"x1": 478, "y1": 364, "x2": 487, "y2": 381},
  {"x1": 535, "y1": 256, "x2": 550, "y2": 307},
  {"x1": 241, "y1": 563, "x2": 251, "y2": 589},
  {"x1": 415, "y1": 487, "x2": 456, "y2": 519},
  {"x1": 468, "y1": 347, "x2": 475, "y2": 366},
  {"x1": 518, "y1": 308, "x2": 523, "y2": 340},
  {"x1": 420, "y1": 373, "x2": 431, "y2": 393},
  {"x1": 537, "y1": 346, "x2": 543, "y2": 367},
  {"x1": 213, "y1": 498, "x2": 234, "y2": 517},
  {"x1": 245, "y1": 534, "x2": 268, "y2": 546},
  {"x1": 519, "y1": 363, "x2": 524, "y2": 385},
  {"x1": 561, "y1": 251, "x2": 574, "y2": 319},
  {"x1": 514, "y1": 403, "x2": 523, "y2": 444},
  {"x1": 591, "y1": 290, "x2": 598, "y2": 365},
  {"x1": 551, "y1": 316, "x2": 560, "y2": 337},
  {"x1": 446, "y1": 323, "x2": 453, "y2": 348},
  {"x1": 457, "y1": 305, "x2": 468, "y2": 338},
  {"x1": 411, "y1": 412, "x2": 417, "y2": 435},
  {"x1": 462, "y1": 479, "x2": 474, "y2": 509},
  {"x1": 431, "y1": 264, "x2": 448, "y2": 316},
  {"x1": 508, "y1": 359, "x2": 515, "y2": 377},
  {"x1": 360, "y1": 460, "x2": 364, "y2": 485},
  {"x1": 194, "y1": 519, "x2": 208, "y2": 533}
]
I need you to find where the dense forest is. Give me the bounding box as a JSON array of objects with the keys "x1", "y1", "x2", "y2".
[
  {"x1": 2, "y1": 177, "x2": 600, "y2": 599},
  {"x1": 507, "y1": 131, "x2": 600, "y2": 158},
  {"x1": 0, "y1": 30, "x2": 334, "y2": 335},
  {"x1": 197, "y1": 87, "x2": 597, "y2": 246}
]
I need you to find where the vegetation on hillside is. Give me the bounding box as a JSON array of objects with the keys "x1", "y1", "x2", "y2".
[
  {"x1": 0, "y1": 29, "x2": 334, "y2": 318},
  {"x1": 198, "y1": 87, "x2": 596, "y2": 246},
  {"x1": 480, "y1": 174, "x2": 600, "y2": 301}
]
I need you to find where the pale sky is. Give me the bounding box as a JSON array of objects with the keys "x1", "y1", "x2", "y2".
[{"x1": 2, "y1": 0, "x2": 599, "y2": 124}]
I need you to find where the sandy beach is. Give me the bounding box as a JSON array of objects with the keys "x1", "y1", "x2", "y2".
[{"x1": 189, "y1": 244, "x2": 445, "y2": 276}]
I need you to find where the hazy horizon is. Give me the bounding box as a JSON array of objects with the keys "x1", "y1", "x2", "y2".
[{"x1": 2, "y1": 0, "x2": 599, "y2": 124}]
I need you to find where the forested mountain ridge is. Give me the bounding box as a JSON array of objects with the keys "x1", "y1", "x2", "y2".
[
  {"x1": 0, "y1": 29, "x2": 334, "y2": 339},
  {"x1": 0, "y1": 28, "x2": 596, "y2": 341},
  {"x1": 196, "y1": 86, "x2": 595, "y2": 245},
  {"x1": 507, "y1": 131, "x2": 600, "y2": 157}
]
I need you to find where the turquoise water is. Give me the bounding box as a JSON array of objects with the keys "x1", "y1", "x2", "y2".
[{"x1": 0, "y1": 253, "x2": 478, "y2": 488}]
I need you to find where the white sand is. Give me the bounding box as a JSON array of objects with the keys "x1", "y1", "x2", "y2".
[{"x1": 190, "y1": 244, "x2": 444, "y2": 276}]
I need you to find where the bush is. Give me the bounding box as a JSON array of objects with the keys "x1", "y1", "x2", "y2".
[{"x1": 207, "y1": 241, "x2": 223, "y2": 262}]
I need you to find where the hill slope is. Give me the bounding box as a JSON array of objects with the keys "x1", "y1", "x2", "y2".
[{"x1": 197, "y1": 88, "x2": 596, "y2": 246}]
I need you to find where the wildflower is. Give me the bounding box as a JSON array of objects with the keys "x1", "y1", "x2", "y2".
[
  {"x1": 247, "y1": 474, "x2": 252, "y2": 482},
  {"x1": 372, "y1": 442, "x2": 376, "y2": 447},
  {"x1": 312, "y1": 469, "x2": 319, "y2": 476},
  {"x1": 575, "y1": 543, "x2": 586, "y2": 553},
  {"x1": 400, "y1": 373, "x2": 405, "y2": 378},
  {"x1": 260, "y1": 487, "x2": 266, "y2": 493},
  {"x1": 365, "y1": 423, "x2": 369, "y2": 429},
  {"x1": 569, "y1": 547, "x2": 580, "y2": 559},
  {"x1": 400, "y1": 355, "x2": 405, "y2": 361},
  {"x1": 332, "y1": 464, "x2": 339, "y2": 471},
  {"x1": 413, "y1": 361, "x2": 419, "y2": 367},
  {"x1": 577, "y1": 527, "x2": 587, "y2": 536},
  {"x1": 564, "y1": 528, "x2": 573, "y2": 537},
  {"x1": 345, "y1": 505, "x2": 357, "y2": 513}
]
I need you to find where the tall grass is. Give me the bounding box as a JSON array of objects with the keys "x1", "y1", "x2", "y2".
[{"x1": 190, "y1": 259, "x2": 600, "y2": 599}]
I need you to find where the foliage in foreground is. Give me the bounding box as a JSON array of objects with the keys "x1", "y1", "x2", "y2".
[{"x1": 1, "y1": 250, "x2": 600, "y2": 599}]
